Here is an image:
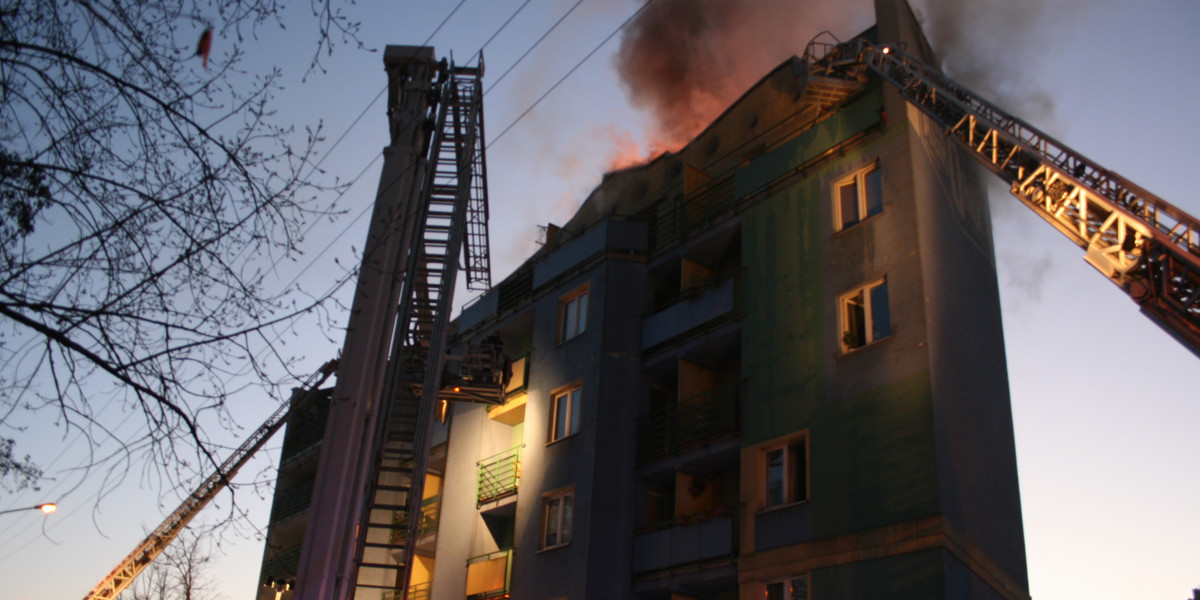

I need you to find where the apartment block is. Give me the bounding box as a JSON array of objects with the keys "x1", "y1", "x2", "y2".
[
  {"x1": 258, "y1": 1, "x2": 1029, "y2": 598},
  {"x1": 420, "y1": 3, "x2": 1027, "y2": 600}
]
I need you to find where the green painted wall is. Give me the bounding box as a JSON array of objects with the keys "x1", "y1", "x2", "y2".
[
  {"x1": 809, "y1": 371, "x2": 938, "y2": 537},
  {"x1": 812, "y1": 549, "x2": 945, "y2": 599},
  {"x1": 741, "y1": 175, "x2": 826, "y2": 443},
  {"x1": 740, "y1": 82, "x2": 939, "y2": 541}
]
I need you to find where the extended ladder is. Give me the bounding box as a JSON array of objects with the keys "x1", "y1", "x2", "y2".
[
  {"x1": 83, "y1": 361, "x2": 337, "y2": 600},
  {"x1": 347, "y1": 61, "x2": 492, "y2": 600},
  {"x1": 804, "y1": 38, "x2": 1200, "y2": 356}
]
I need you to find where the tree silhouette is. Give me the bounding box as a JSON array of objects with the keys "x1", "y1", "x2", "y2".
[{"x1": 0, "y1": 1, "x2": 356, "y2": 496}]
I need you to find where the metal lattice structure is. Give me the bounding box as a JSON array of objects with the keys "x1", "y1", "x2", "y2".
[
  {"x1": 345, "y1": 58, "x2": 494, "y2": 600},
  {"x1": 803, "y1": 38, "x2": 1200, "y2": 356}
]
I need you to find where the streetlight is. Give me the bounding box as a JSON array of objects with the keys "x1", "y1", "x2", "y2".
[{"x1": 0, "y1": 503, "x2": 57, "y2": 516}]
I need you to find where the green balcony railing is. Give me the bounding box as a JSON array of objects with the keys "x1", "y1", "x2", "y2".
[
  {"x1": 388, "y1": 494, "x2": 442, "y2": 545},
  {"x1": 477, "y1": 445, "x2": 523, "y2": 505},
  {"x1": 638, "y1": 384, "x2": 741, "y2": 463}
]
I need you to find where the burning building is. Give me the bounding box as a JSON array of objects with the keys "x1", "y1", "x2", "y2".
[{"x1": 258, "y1": 0, "x2": 1029, "y2": 598}]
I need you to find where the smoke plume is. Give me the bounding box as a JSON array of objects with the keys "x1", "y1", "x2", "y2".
[{"x1": 614, "y1": 0, "x2": 868, "y2": 151}]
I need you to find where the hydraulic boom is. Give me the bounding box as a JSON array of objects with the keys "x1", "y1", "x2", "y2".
[
  {"x1": 804, "y1": 37, "x2": 1200, "y2": 356},
  {"x1": 83, "y1": 360, "x2": 337, "y2": 600}
]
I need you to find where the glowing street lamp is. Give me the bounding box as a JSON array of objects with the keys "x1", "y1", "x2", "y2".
[{"x1": 0, "y1": 502, "x2": 57, "y2": 516}]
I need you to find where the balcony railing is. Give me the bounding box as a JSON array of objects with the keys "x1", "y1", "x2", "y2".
[
  {"x1": 477, "y1": 445, "x2": 523, "y2": 505},
  {"x1": 388, "y1": 495, "x2": 442, "y2": 545},
  {"x1": 633, "y1": 504, "x2": 740, "y2": 574},
  {"x1": 260, "y1": 546, "x2": 301, "y2": 580},
  {"x1": 638, "y1": 384, "x2": 741, "y2": 463},
  {"x1": 381, "y1": 581, "x2": 431, "y2": 600},
  {"x1": 466, "y1": 549, "x2": 513, "y2": 600},
  {"x1": 268, "y1": 478, "x2": 315, "y2": 523}
]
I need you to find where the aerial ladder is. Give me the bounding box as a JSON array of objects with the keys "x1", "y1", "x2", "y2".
[
  {"x1": 800, "y1": 36, "x2": 1200, "y2": 357},
  {"x1": 84, "y1": 45, "x2": 503, "y2": 600},
  {"x1": 82, "y1": 360, "x2": 338, "y2": 600},
  {"x1": 292, "y1": 45, "x2": 503, "y2": 600}
]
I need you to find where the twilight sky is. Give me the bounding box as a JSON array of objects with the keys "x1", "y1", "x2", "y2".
[{"x1": 0, "y1": 1, "x2": 1196, "y2": 599}]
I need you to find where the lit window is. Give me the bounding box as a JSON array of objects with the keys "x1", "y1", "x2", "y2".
[
  {"x1": 834, "y1": 162, "x2": 882, "y2": 230},
  {"x1": 541, "y1": 487, "x2": 574, "y2": 549},
  {"x1": 550, "y1": 385, "x2": 582, "y2": 442},
  {"x1": 557, "y1": 286, "x2": 589, "y2": 342},
  {"x1": 839, "y1": 278, "x2": 890, "y2": 352},
  {"x1": 764, "y1": 575, "x2": 809, "y2": 600},
  {"x1": 762, "y1": 437, "x2": 807, "y2": 509}
]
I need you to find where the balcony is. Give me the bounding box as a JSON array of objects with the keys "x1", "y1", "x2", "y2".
[
  {"x1": 642, "y1": 276, "x2": 736, "y2": 350},
  {"x1": 268, "y1": 478, "x2": 315, "y2": 523},
  {"x1": 381, "y1": 581, "x2": 431, "y2": 600},
  {"x1": 260, "y1": 546, "x2": 301, "y2": 580},
  {"x1": 388, "y1": 494, "x2": 442, "y2": 545},
  {"x1": 466, "y1": 549, "x2": 512, "y2": 600},
  {"x1": 633, "y1": 505, "x2": 739, "y2": 575},
  {"x1": 638, "y1": 385, "x2": 741, "y2": 464},
  {"x1": 477, "y1": 445, "x2": 522, "y2": 505}
]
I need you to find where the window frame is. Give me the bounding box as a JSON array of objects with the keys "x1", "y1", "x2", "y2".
[
  {"x1": 548, "y1": 383, "x2": 582, "y2": 443},
  {"x1": 540, "y1": 486, "x2": 575, "y2": 550},
  {"x1": 838, "y1": 277, "x2": 891, "y2": 353},
  {"x1": 556, "y1": 284, "x2": 589, "y2": 343},
  {"x1": 762, "y1": 574, "x2": 810, "y2": 600},
  {"x1": 833, "y1": 161, "x2": 882, "y2": 231},
  {"x1": 759, "y1": 434, "x2": 808, "y2": 511}
]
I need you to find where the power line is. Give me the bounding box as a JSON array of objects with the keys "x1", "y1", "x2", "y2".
[{"x1": 487, "y1": 0, "x2": 649, "y2": 149}]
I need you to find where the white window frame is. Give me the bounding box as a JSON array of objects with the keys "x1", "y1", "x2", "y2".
[
  {"x1": 833, "y1": 161, "x2": 882, "y2": 231},
  {"x1": 557, "y1": 285, "x2": 589, "y2": 342},
  {"x1": 549, "y1": 384, "x2": 582, "y2": 442},
  {"x1": 540, "y1": 486, "x2": 575, "y2": 550},
  {"x1": 762, "y1": 574, "x2": 809, "y2": 600},
  {"x1": 760, "y1": 435, "x2": 808, "y2": 510},
  {"x1": 838, "y1": 277, "x2": 890, "y2": 353}
]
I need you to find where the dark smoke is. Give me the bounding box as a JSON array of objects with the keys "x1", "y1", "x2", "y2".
[
  {"x1": 914, "y1": 0, "x2": 1091, "y2": 124},
  {"x1": 615, "y1": 0, "x2": 868, "y2": 151}
]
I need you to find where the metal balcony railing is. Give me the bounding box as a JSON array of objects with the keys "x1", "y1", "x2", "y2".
[
  {"x1": 383, "y1": 580, "x2": 431, "y2": 600},
  {"x1": 466, "y1": 549, "x2": 513, "y2": 600},
  {"x1": 388, "y1": 495, "x2": 442, "y2": 545},
  {"x1": 477, "y1": 445, "x2": 522, "y2": 505},
  {"x1": 260, "y1": 546, "x2": 302, "y2": 579},
  {"x1": 638, "y1": 384, "x2": 741, "y2": 463},
  {"x1": 633, "y1": 504, "x2": 742, "y2": 574},
  {"x1": 268, "y1": 478, "x2": 315, "y2": 523},
  {"x1": 279, "y1": 409, "x2": 328, "y2": 464}
]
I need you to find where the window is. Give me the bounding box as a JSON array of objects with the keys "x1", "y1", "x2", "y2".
[
  {"x1": 557, "y1": 286, "x2": 589, "y2": 342},
  {"x1": 550, "y1": 385, "x2": 582, "y2": 442},
  {"x1": 764, "y1": 575, "x2": 809, "y2": 600},
  {"x1": 834, "y1": 162, "x2": 882, "y2": 230},
  {"x1": 839, "y1": 278, "x2": 891, "y2": 352},
  {"x1": 540, "y1": 487, "x2": 574, "y2": 549},
  {"x1": 762, "y1": 437, "x2": 807, "y2": 509}
]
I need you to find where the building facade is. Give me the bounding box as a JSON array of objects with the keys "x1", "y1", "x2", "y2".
[
  {"x1": 421, "y1": 2, "x2": 1027, "y2": 599},
  {"x1": 258, "y1": 1, "x2": 1029, "y2": 598}
]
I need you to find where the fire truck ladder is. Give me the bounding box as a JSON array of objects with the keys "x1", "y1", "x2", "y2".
[
  {"x1": 347, "y1": 60, "x2": 492, "y2": 599},
  {"x1": 803, "y1": 38, "x2": 1200, "y2": 356},
  {"x1": 83, "y1": 360, "x2": 337, "y2": 600}
]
